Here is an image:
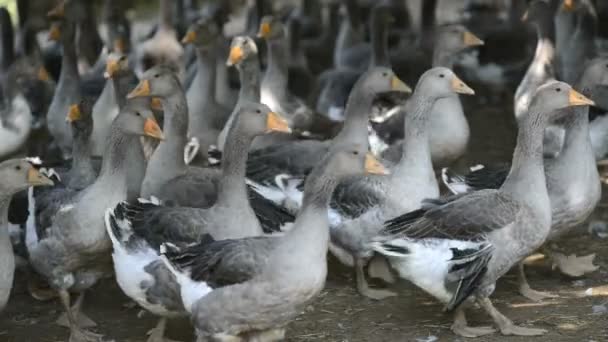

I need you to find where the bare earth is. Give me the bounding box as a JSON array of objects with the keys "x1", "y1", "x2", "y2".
[{"x1": 1, "y1": 93, "x2": 607, "y2": 341}]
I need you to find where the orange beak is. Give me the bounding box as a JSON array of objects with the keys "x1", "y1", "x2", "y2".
[
  {"x1": 568, "y1": 88, "x2": 595, "y2": 106},
  {"x1": 143, "y1": 117, "x2": 164, "y2": 140},
  {"x1": 150, "y1": 97, "x2": 163, "y2": 111},
  {"x1": 104, "y1": 59, "x2": 120, "y2": 79},
  {"x1": 181, "y1": 30, "x2": 197, "y2": 44},
  {"x1": 38, "y1": 67, "x2": 50, "y2": 81},
  {"x1": 127, "y1": 79, "x2": 151, "y2": 99},
  {"x1": 257, "y1": 22, "x2": 271, "y2": 38},
  {"x1": 66, "y1": 104, "x2": 81, "y2": 122},
  {"x1": 365, "y1": 153, "x2": 389, "y2": 175},
  {"x1": 27, "y1": 167, "x2": 54, "y2": 186},
  {"x1": 48, "y1": 23, "x2": 61, "y2": 41},
  {"x1": 266, "y1": 112, "x2": 291, "y2": 133},
  {"x1": 226, "y1": 46, "x2": 244, "y2": 66}
]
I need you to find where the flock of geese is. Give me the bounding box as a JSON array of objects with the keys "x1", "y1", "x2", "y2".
[{"x1": 0, "y1": 0, "x2": 607, "y2": 341}]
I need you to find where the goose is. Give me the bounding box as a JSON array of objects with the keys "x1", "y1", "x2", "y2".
[
  {"x1": 378, "y1": 24, "x2": 484, "y2": 167},
  {"x1": 217, "y1": 36, "x2": 261, "y2": 153},
  {"x1": 555, "y1": 0, "x2": 597, "y2": 85},
  {"x1": 442, "y1": 56, "x2": 608, "y2": 299},
  {"x1": 0, "y1": 160, "x2": 53, "y2": 312},
  {"x1": 245, "y1": 67, "x2": 409, "y2": 191},
  {"x1": 130, "y1": 66, "x2": 293, "y2": 233},
  {"x1": 258, "y1": 16, "x2": 316, "y2": 135},
  {"x1": 313, "y1": 3, "x2": 395, "y2": 124},
  {"x1": 45, "y1": 15, "x2": 81, "y2": 157},
  {"x1": 371, "y1": 81, "x2": 594, "y2": 337},
  {"x1": 105, "y1": 102, "x2": 289, "y2": 342},
  {"x1": 27, "y1": 100, "x2": 163, "y2": 342},
  {"x1": 159, "y1": 145, "x2": 387, "y2": 341},
  {"x1": 182, "y1": 18, "x2": 231, "y2": 165},
  {"x1": 329, "y1": 68, "x2": 475, "y2": 300}
]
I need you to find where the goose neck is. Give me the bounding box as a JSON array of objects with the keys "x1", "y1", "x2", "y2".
[
  {"x1": 216, "y1": 131, "x2": 254, "y2": 206},
  {"x1": 266, "y1": 38, "x2": 289, "y2": 90},
  {"x1": 237, "y1": 56, "x2": 261, "y2": 103},
  {"x1": 334, "y1": 89, "x2": 374, "y2": 147},
  {"x1": 369, "y1": 11, "x2": 390, "y2": 68},
  {"x1": 501, "y1": 110, "x2": 547, "y2": 199}
]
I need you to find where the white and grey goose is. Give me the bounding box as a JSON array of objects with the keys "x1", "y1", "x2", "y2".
[
  {"x1": 245, "y1": 67, "x2": 410, "y2": 205},
  {"x1": 159, "y1": 145, "x2": 388, "y2": 341},
  {"x1": 329, "y1": 67, "x2": 475, "y2": 300},
  {"x1": 371, "y1": 81, "x2": 595, "y2": 337},
  {"x1": 442, "y1": 57, "x2": 608, "y2": 298},
  {"x1": 27, "y1": 101, "x2": 164, "y2": 342},
  {"x1": 0, "y1": 160, "x2": 53, "y2": 312},
  {"x1": 105, "y1": 102, "x2": 290, "y2": 342}
]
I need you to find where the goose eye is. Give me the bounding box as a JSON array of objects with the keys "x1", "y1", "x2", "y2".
[
  {"x1": 352, "y1": 151, "x2": 359, "y2": 155},
  {"x1": 382, "y1": 72, "x2": 388, "y2": 77},
  {"x1": 439, "y1": 74, "x2": 445, "y2": 78},
  {"x1": 256, "y1": 109, "x2": 261, "y2": 114},
  {"x1": 15, "y1": 165, "x2": 21, "y2": 171},
  {"x1": 556, "y1": 87, "x2": 561, "y2": 92},
  {"x1": 154, "y1": 74, "x2": 160, "y2": 78},
  {"x1": 135, "y1": 112, "x2": 141, "y2": 116},
  {"x1": 119, "y1": 56, "x2": 126, "y2": 61}
]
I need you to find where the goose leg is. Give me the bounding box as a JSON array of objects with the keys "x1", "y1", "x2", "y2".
[
  {"x1": 367, "y1": 255, "x2": 395, "y2": 284},
  {"x1": 478, "y1": 297, "x2": 547, "y2": 336},
  {"x1": 58, "y1": 290, "x2": 103, "y2": 342},
  {"x1": 147, "y1": 317, "x2": 182, "y2": 342},
  {"x1": 27, "y1": 275, "x2": 58, "y2": 301},
  {"x1": 549, "y1": 252, "x2": 599, "y2": 277},
  {"x1": 450, "y1": 306, "x2": 496, "y2": 337},
  {"x1": 355, "y1": 258, "x2": 397, "y2": 300},
  {"x1": 57, "y1": 292, "x2": 97, "y2": 328},
  {"x1": 517, "y1": 262, "x2": 557, "y2": 301}
]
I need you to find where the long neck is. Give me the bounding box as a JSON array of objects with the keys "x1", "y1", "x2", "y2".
[
  {"x1": 532, "y1": 18, "x2": 556, "y2": 67},
  {"x1": 112, "y1": 71, "x2": 137, "y2": 109},
  {"x1": 553, "y1": 106, "x2": 592, "y2": 167},
  {"x1": 283, "y1": 167, "x2": 337, "y2": 255},
  {"x1": 188, "y1": 46, "x2": 216, "y2": 127},
  {"x1": 501, "y1": 109, "x2": 547, "y2": 200},
  {"x1": 70, "y1": 125, "x2": 95, "y2": 180},
  {"x1": 159, "y1": 0, "x2": 173, "y2": 31},
  {"x1": 216, "y1": 127, "x2": 255, "y2": 206},
  {"x1": 369, "y1": 12, "x2": 389, "y2": 68},
  {"x1": 60, "y1": 29, "x2": 80, "y2": 84},
  {"x1": 237, "y1": 55, "x2": 261, "y2": 102},
  {"x1": 95, "y1": 127, "x2": 133, "y2": 190},
  {"x1": 157, "y1": 91, "x2": 188, "y2": 170},
  {"x1": 392, "y1": 93, "x2": 434, "y2": 180},
  {"x1": 333, "y1": 86, "x2": 375, "y2": 147},
  {"x1": 266, "y1": 38, "x2": 289, "y2": 91}
]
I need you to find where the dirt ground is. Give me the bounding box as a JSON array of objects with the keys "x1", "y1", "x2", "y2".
[
  {"x1": 1, "y1": 92, "x2": 608, "y2": 341},
  {"x1": 1, "y1": 237, "x2": 607, "y2": 342}
]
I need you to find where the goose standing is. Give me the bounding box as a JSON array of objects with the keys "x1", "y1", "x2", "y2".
[
  {"x1": 27, "y1": 101, "x2": 164, "y2": 342},
  {"x1": 105, "y1": 102, "x2": 289, "y2": 342},
  {"x1": 160, "y1": 145, "x2": 387, "y2": 341},
  {"x1": 330, "y1": 68, "x2": 475, "y2": 300},
  {"x1": 442, "y1": 57, "x2": 608, "y2": 299},
  {"x1": 372, "y1": 81, "x2": 594, "y2": 337}
]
